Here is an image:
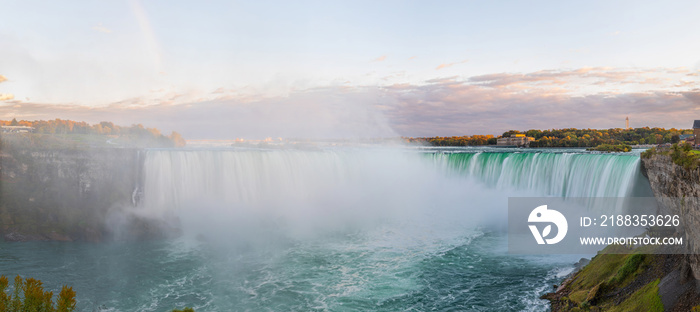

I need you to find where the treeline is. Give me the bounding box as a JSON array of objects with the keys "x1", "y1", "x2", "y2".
[
  {"x1": 1, "y1": 118, "x2": 186, "y2": 148},
  {"x1": 405, "y1": 135, "x2": 495, "y2": 146},
  {"x1": 522, "y1": 128, "x2": 692, "y2": 147},
  {"x1": 408, "y1": 127, "x2": 693, "y2": 147},
  {"x1": 642, "y1": 143, "x2": 700, "y2": 170}
]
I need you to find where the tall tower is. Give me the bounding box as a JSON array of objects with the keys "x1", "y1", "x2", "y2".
[{"x1": 626, "y1": 117, "x2": 629, "y2": 129}]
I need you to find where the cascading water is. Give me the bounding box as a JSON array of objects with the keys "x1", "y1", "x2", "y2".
[
  {"x1": 139, "y1": 149, "x2": 650, "y2": 233},
  {"x1": 2, "y1": 147, "x2": 653, "y2": 311},
  {"x1": 432, "y1": 151, "x2": 647, "y2": 198},
  {"x1": 139, "y1": 148, "x2": 505, "y2": 242},
  {"x1": 142, "y1": 150, "x2": 646, "y2": 212}
]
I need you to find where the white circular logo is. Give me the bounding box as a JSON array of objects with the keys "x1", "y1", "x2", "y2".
[{"x1": 528, "y1": 205, "x2": 568, "y2": 245}]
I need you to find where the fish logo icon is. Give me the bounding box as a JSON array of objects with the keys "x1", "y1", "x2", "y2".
[{"x1": 528, "y1": 205, "x2": 567, "y2": 245}]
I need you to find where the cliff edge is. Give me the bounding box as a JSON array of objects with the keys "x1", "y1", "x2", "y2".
[{"x1": 641, "y1": 152, "x2": 700, "y2": 282}]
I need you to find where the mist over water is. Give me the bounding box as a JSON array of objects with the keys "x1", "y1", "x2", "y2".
[
  {"x1": 136, "y1": 149, "x2": 647, "y2": 241},
  {"x1": 139, "y1": 149, "x2": 511, "y2": 244},
  {"x1": 2, "y1": 147, "x2": 651, "y2": 311}
]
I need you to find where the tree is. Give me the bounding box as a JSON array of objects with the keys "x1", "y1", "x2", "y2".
[
  {"x1": 525, "y1": 129, "x2": 543, "y2": 139},
  {"x1": 169, "y1": 131, "x2": 187, "y2": 147},
  {"x1": 1, "y1": 118, "x2": 187, "y2": 148},
  {"x1": 671, "y1": 135, "x2": 680, "y2": 144},
  {"x1": 0, "y1": 275, "x2": 76, "y2": 312},
  {"x1": 501, "y1": 130, "x2": 521, "y2": 137}
]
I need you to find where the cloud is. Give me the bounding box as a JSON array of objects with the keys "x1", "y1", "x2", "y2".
[
  {"x1": 92, "y1": 23, "x2": 112, "y2": 34},
  {"x1": 0, "y1": 88, "x2": 396, "y2": 139},
  {"x1": 373, "y1": 55, "x2": 387, "y2": 62},
  {"x1": 2, "y1": 67, "x2": 698, "y2": 138},
  {"x1": 0, "y1": 75, "x2": 15, "y2": 101},
  {"x1": 425, "y1": 76, "x2": 460, "y2": 85},
  {"x1": 682, "y1": 91, "x2": 700, "y2": 105},
  {"x1": 465, "y1": 67, "x2": 692, "y2": 92},
  {"x1": 469, "y1": 71, "x2": 568, "y2": 87},
  {"x1": 0, "y1": 93, "x2": 15, "y2": 101},
  {"x1": 377, "y1": 81, "x2": 698, "y2": 136},
  {"x1": 436, "y1": 59, "x2": 468, "y2": 70}
]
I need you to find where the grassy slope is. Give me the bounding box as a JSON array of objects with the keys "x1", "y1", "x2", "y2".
[{"x1": 545, "y1": 245, "x2": 665, "y2": 311}]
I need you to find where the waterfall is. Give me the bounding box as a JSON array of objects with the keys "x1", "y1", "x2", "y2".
[
  {"x1": 136, "y1": 148, "x2": 650, "y2": 240},
  {"x1": 432, "y1": 152, "x2": 646, "y2": 197},
  {"x1": 141, "y1": 149, "x2": 647, "y2": 211}
]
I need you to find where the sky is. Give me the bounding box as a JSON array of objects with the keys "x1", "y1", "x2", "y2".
[{"x1": 0, "y1": 0, "x2": 699, "y2": 139}]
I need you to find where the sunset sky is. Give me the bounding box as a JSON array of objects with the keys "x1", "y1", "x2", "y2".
[{"x1": 1, "y1": 0, "x2": 699, "y2": 139}]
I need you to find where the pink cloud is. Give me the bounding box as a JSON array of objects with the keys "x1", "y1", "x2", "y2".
[
  {"x1": 435, "y1": 59, "x2": 468, "y2": 70},
  {"x1": 2, "y1": 67, "x2": 697, "y2": 139}
]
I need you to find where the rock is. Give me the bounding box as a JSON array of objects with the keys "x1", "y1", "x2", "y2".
[
  {"x1": 3, "y1": 231, "x2": 46, "y2": 242},
  {"x1": 574, "y1": 258, "x2": 590, "y2": 271},
  {"x1": 658, "y1": 269, "x2": 694, "y2": 311},
  {"x1": 84, "y1": 227, "x2": 103, "y2": 243},
  {"x1": 586, "y1": 283, "x2": 602, "y2": 304},
  {"x1": 641, "y1": 154, "x2": 700, "y2": 280},
  {"x1": 47, "y1": 231, "x2": 73, "y2": 242},
  {"x1": 1, "y1": 147, "x2": 142, "y2": 243}
]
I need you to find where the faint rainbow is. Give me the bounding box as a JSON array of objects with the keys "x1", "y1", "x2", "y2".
[{"x1": 128, "y1": 0, "x2": 162, "y2": 71}]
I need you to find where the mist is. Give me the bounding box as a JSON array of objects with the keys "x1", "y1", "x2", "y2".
[{"x1": 118, "y1": 148, "x2": 514, "y2": 250}]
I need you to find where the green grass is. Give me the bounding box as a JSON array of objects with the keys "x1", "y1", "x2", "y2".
[
  {"x1": 557, "y1": 245, "x2": 660, "y2": 311},
  {"x1": 641, "y1": 143, "x2": 700, "y2": 170},
  {"x1": 609, "y1": 253, "x2": 645, "y2": 286},
  {"x1": 608, "y1": 279, "x2": 663, "y2": 312},
  {"x1": 586, "y1": 144, "x2": 632, "y2": 152},
  {"x1": 568, "y1": 290, "x2": 588, "y2": 304},
  {"x1": 570, "y1": 245, "x2": 630, "y2": 290}
]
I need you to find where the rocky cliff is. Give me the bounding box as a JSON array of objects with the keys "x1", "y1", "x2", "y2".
[
  {"x1": 0, "y1": 144, "x2": 168, "y2": 242},
  {"x1": 641, "y1": 153, "x2": 700, "y2": 282}
]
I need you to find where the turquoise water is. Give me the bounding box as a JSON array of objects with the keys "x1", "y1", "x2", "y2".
[
  {"x1": 0, "y1": 147, "x2": 650, "y2": 311},
  {"x1": 0, "y1": 233, "x2": 580, "y2": 311},
  {"x1": 430, "y1": 150, "x2": 651, "y2": 197}
]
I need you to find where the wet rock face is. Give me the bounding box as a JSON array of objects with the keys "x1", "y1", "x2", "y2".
[
  {"x1": 641, "y1": 154, "x2": 700, "y2": 280},
  {"x1": 1, "y1": 148, "x2": 142, "y2": 242}
]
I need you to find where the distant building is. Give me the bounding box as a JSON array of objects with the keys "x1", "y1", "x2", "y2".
[
  {"x1": 679, "y1": 134, "x2": 694, "y2": 144},
  {"x1": 1, "y1": 126, "x2": 34, "y2": 133},
  {"x1": 694, "y1": 120, "x2": 700, "y2": 145},
  {"x1": 497, "y1": 134, "x2": 535, "y2": 147}
]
